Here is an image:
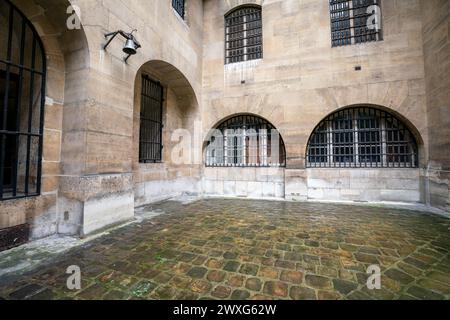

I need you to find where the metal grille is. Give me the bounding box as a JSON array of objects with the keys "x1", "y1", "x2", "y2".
[
  {"x1": 206, "y1": 115, "x2": 286, "y2": 167},
  {"x1": 1, "y1": 0, "x2": 46, "y2": 201},
  {"x1": 172, "y1": 0, "x2": 185, "y2": 19},
  {"x1": 139, "y1": 75, "x2": 163, "y2": 163},
  {"x1": 225, "y1": 6, "x2": 263, "y2": 64},
  {"x1": 330, "y1": 0, "x2": 382, "y2": 47},
  {"x1": 307, "y1": 107, "x2": 418, "y2": 168}
]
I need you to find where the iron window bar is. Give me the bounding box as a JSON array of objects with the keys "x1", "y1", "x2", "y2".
[
  {"x1": 306, "y1": 107, "x2": 419, "y2": 168},
  {"x1": 172, "y1": 0, "x2": 185, "y2": 19},
  {"x1": 329, "y1": 0, "x2": 383, "y2": 47},
  {"x1": 206, "y1": 115, "x2": 286, "y2": 168},
  {"x1": 225, "y1": 6, "x2": 263, "y2": 64},
  {"x1": 1, "y1": 0, "x2": 46, "y2": 201},
  {"x1": 139, "y1": 75, "x2": 164, "y2": 163}
]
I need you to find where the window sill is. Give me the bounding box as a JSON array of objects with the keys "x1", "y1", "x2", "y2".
[{"x1": 172, "y1": 8, "x2": 189, "y2": 30}]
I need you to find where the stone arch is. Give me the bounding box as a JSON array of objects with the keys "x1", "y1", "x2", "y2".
[
  {"x1": 224, "y1": 2, "x2": 262, "y2": 16},
  {"x1": 223, "y1": 0, "x2": 263, "y2": 14},
  {"x1": 132, "y1": 59, "x2": 201, "y2": 206},
  {"x1": 204, "y1": 112, "x2": 286, "y2": 150},
  {"x1": 203, "y1": 113, "x2": 287, "y2": 168},
  {"x1": 0, "y1": 0, "x2": 90, "y2": 240},
  {"x1": 304, "y1": 104, "x2": 425, "y2": 168}
]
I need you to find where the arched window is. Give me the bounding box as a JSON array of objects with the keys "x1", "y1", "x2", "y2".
[
  {"x1": 0, "y1": 0, "x2": 46, "y2": 200},
  {"x1": 329, "y1": 0, "x2": 383, "y2": 47},
  {"x1": 225, "y1": 6, "x2": 262, "y2": 64},
  {"x1": 206, "y1": 115, "x2": 286, "y2": 167},
  {"x1": 307, "y1": 107, "x2": 418, "y2": 168}
]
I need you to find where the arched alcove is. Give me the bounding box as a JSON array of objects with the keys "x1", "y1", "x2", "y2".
[
  {"x1": 132, "y1": 60, "x2": 201, "y2": 206},
  {"x1": 303, "y1": 105, "x2": 425, "y2": 204},
  {"x1": 202, "y1": 113, "x2": 286, "y2": 200}
]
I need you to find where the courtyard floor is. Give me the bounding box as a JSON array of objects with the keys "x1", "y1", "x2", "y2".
[{"x1": 0, "y1": 198, "x2": 449, "y2": 300}]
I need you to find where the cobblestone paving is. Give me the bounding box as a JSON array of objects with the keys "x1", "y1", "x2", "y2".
[{"x1": 0, "y1": 199, "x2": 449, "y2": 300}]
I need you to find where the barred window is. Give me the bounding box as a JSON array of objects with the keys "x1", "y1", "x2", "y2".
[
  {"x1": 139, "y1": 75, "x2": 163, "y2": 163},
  {"x1": 329, "y1": 0, "x2": 383, "y2": 47},
  {"x1": 225, "y1": 6, "x2": 263, "y2": 64},
  {"x1": 206, "y1": 115, "x2": 286, "y2": 167},
  {"x1": 172, "y1": 0, "x2": 185, "y2": 19},
  {"x1": 307, "y1": 107, "x2": 419, "y2": 168},
  {"x1": 1, "y1": 0, "x2": 46, "y2": 201}
]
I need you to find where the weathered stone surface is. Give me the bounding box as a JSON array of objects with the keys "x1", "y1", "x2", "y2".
[
  {"x1": 332, "y1": 279, "x2": 358, "y2": 295},
  {"x1": 187, "y1": 267, "x2": 208, "y2": 279},
  {"x1": 245, "y1": 278, "x2": 262, "y2": 292},
  {"x1": 231, "y1": 289, "x2": 250, "y2": 300},
  {"x1": 263, "y1": 281, "x2": 288, "y2": 298},
  {"x1": 290, "y1": 286, "x2": 316, "y2": 300},
  {"x1": 1, "y1": 199, "x2": 449, "y2": 301},
  {"x1": 305, "y1": 275, "x2": 333, "y2": 290},
  {"x1": 280, "y1": 270, "x2": 303, "y2": 284}
]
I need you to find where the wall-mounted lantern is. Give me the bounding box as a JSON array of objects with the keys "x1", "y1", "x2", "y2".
[{"x1": 104, "y1": 29, "x2": 141, "y2": 62}]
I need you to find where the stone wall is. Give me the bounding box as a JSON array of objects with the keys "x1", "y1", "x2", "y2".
[
  {"x1": 202, "y1": 167, "x2": 285, "y2": 199},
  {"x1": 421, "y1": 0, "x2": 450, "y2": 212},
  {"x1": 0, "y1": 0, "x2": 88, "y2": 239},
  {"x1": 59, "y1": 0, "x2": 204, "y2": 235},
  {"x1": 306, "y1": 169, "x2": 422, "y2": 203}
]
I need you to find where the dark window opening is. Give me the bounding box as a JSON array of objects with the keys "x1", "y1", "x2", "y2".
[
  {"x1": 172, "y1": 0, "x2": 185, "y2": 19},
  {"x1": 206, "y1": 115, "x2": 286, "y2": 167},
  {"x1": 1, "y1": 0, "x2": 46, "y2": 201},
  {"x1": 225, "y1": 6, "x2": 263, "y2": 64},
  {"x1": 139, "y1": 75, "x2": 163, "y2": 163},
  {"x1": 329, "y1": 0, "x2": 383, "y2": 47},
  {"x1": 307, "y1": 107, "x2": 418, "y2": 168}
]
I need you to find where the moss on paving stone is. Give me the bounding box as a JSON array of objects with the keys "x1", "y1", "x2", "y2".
[{"x1": 0, "y1": 199, "x2": 449, "y2": 300}]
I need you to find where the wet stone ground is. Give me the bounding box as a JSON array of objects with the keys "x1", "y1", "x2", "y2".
[{"x1": 0, "y1": 199, "x2": 449, "y2": 300}]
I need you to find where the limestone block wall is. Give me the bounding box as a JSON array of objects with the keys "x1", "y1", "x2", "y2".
[
  {"x1": 0, "y1": 0, "x2": 88, "y2": 239},
  {"x1": 306, "y1": 169, "x2": 422, "y2": 203},
  {"x1": 202, "y1": 0, "x2": 430, "y2": 205},
  {"x1": 55, "y1": 0, "x2": 205, "y2": 235},
  {"x1": 202, "y1": 167, "x2": 285, "y2": 199},
  {"x1": 2, "y1": 0, "x2": 205, "y2": 241},
  {"x1": 421, "y1": 0, "x2": 450, "y2": 212}
]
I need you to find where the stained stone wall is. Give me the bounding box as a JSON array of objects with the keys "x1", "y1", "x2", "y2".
[
  {"x1": 421, "y1": 0, "x2": 450, "y2": 212},
  {"x1": 0, "y1": 0, "x2": 89, "y2": 239},
  {"x1": 202, "y1": 0, "x2": 430, "y2": 204}
]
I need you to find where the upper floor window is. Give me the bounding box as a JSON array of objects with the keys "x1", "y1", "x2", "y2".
[
  {"x1": 1, "y1": 0, "x2": 46, "y2": 201},
  {"x1": 307, "y1": 107, "x2": 419, "y2": 168},
  {"x1": 139, "y1": 75, "x2": 164, "y2": 163},
  {"x1": 329, "y1": 0, "x2": 383, "y2": 47},
  {"x1": 206, "y1": 115, "x2": 286, "y2": 167},
  {"x1": 225, "y1": 6, "x2": 262, "y2": 64},
  {"x1": 172, "y1": 0, "x2": 185, "y2": 19}
]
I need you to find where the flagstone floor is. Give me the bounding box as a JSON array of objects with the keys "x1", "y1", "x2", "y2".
[{"x1": 0, "y1": 198, "x2": 449, "y2": 300}]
